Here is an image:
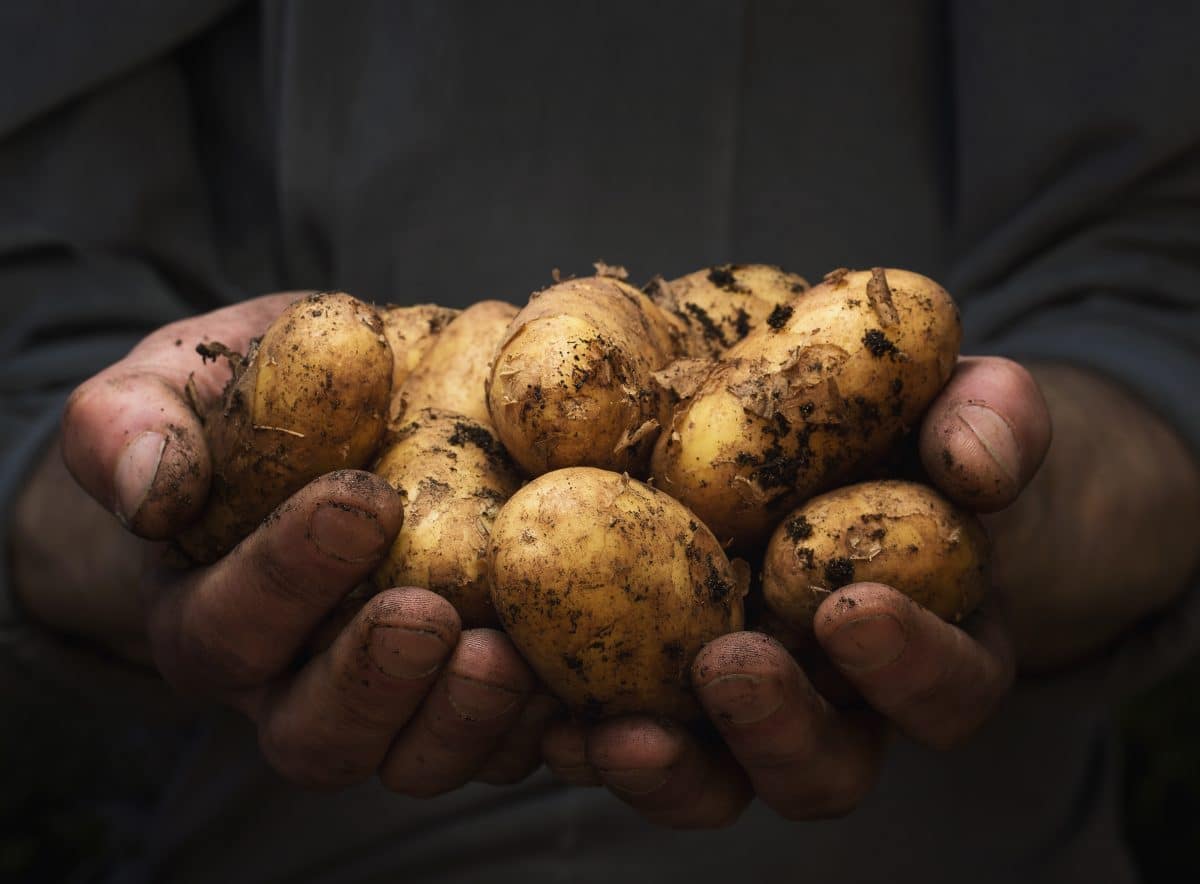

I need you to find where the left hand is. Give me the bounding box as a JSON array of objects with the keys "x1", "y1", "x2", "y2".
[{"x1": 542, "y1": 355, "x2": 1052, "y2": 828}]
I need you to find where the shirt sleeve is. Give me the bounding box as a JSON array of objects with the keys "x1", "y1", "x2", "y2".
[
  {"x1": 0, "y1": 4, "x2": 240, "y2": 689},
  {"x1": 947, "y1": 0, "x2": 1200, "y2": 697}
]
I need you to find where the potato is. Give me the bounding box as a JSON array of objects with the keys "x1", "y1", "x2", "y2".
[
  {"x1": 395, "y1": 300, "x2": 518, "y2": 426},
  {"x1": 177, "y1": 292, "x2": 393, "y2": 563},
  {"x1": 381, "y1": 303, "x2": 459, "y2": 422},
  {"x1": 762, "y1": 480, "x2": 989, "y2": 634},
  {"x1": 651, "y1": 267, "x2": 960, "y2": 550},
  {"x1": 372, "y1": 409, "x2": 521, "y2": 626},
  {"x1": 487, "y1": 276, "x2": 681, "y2": 476},
  {"x1": 381, "y1": 303, "x2": 460, "y2": 390},
  {"x1": 646, "y1": 264, "x2": 810, "y2": 358},
  {"x1": 489, "y1": 467, "x2": 748, "y2": 719}
]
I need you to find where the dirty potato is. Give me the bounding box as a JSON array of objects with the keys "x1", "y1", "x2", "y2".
[
  {"x1": 651, "y1": 267, "x2": 961, "y2": 551},
  {"x1": 381, "y1": 303, "x2": 460, "y2": 390},
  {"x1": 646, "y1": 263, "x2": 810, "y2": 358},
  {"x1": 395, "y1": 300, "x2": 518, "y2": 426},
  {"x1": 762, "y1": 480, "x2": 989, "y2": 635},
  {"x1": 488, "y1": 467, "x2": 748, "y2": 720},
  {"x1": 486, "y1": 277, "x2": 681, "y2": 477},
  {"x1": 176, "y1": 292, "x2": 393, "y2": 563},
  {"x1": 372, "y1": 409, "x2": 521, "y2": 626}
]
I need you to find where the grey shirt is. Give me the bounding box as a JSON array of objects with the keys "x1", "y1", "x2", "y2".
[{"x1": 2, "y1": 2, "x2": 1199, "y2": 882}]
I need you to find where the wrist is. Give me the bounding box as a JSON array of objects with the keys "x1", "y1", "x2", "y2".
[{"x1": 988, "y1": 363, "x2": 1200, "y2": 671}]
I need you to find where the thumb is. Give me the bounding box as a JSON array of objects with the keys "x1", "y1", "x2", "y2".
[{"x1": 62, "y1": 369, "x2": 210, "y2": 538}]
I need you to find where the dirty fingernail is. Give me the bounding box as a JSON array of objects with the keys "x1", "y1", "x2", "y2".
[
  {"x1": 956, "y1": 404, "x2": 1020, "y2": 483},
  {"x1": 370, "y1": 626, "x2": 450, "y2": 680},
  {"x1": 699, "y1": 673, "x2": 783, "y2": 726},
  {"x1": 310, "y1": 504, "x2": 386, "y2": 562},
  {"x1": 446, "y1": 674, "x2": 521, "y2": 721},
  {"x1": 825, "y1": 614, "x2": 907, "y2": 671},
  {"x1": 599, "y1": 768, "x2": 668, "y2": 795},
  {"x1": 114, "y1": 431, "x2": 167, "y2": 525}
]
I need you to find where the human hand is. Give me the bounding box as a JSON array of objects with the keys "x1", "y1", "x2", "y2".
[
  {"x1": 23, "y1": 294, "x2": 555, "y2": 792},
  {"x1": 543, "y1": 356, "x2": 1052, "y2": 827}
]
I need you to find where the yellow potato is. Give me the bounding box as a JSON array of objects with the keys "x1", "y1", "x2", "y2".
[
  {"x1": 651, "y1": 267, "x2": 961, "y2": 551},
  {"x1": 489, "y1": 467, "x2": 748, "y2": 720},
  {"x1": 762, "y1": 480, "x2": 989, "y2": 634},
  {"x1": 646, "y1": 264, "x2": 810, "y2": 358},
  {"x1": 372, "y1": 409, "x2": 521, "y2": 627},
  {"x1": 381, "y1": 303, "x2": 460, "y2": 390},
  {"x1": 487, "y1": 276, "x2": 680, "y2": 476},
  {"x1": 395, "y1": 300, "x2": 518, "y2": 426},
  {"x1": 177, "y1": 292, "x2": 393, "y2": 563}
]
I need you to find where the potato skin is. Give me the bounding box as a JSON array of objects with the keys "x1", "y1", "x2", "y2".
[
  {"x1": 486, "y1": 277, "x2": 680, "y2": 477},
  {"x1": 177, "y1": 292, "x2": 393, "y2": 563},
  {"x1": 489, "y1": 467, "x2": 747, "y2": 719},
  {"x1": 381, "y1": 303, "x2": 460, "y2": 422},
  {"x1": 395, "y1": 300, "x2": 518, "y2": 426},
  {"x1": 651, "y1": 267, "x2": 961, "y2": 551},
  {"x1": 762, "y1": 480, "x2": 989, "y2": 634},
  {"x1": 647, "y1": 264, "x2": 810, "y2": 358},
  {"x1": 372, "y1": 409, "x2": 521, "y2": 627}
]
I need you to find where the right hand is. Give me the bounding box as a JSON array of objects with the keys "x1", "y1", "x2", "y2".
[{"x1": 42, "y1": 294, "x2": 557, "y2": 792}]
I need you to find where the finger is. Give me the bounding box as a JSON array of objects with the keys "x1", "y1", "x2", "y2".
[
  {"x1": 473, "y1": 693, "x2": 563, "y2": 785},
  {"x1": 693, "y1": 633, "x2": 882, "y2": 820},
  {"x1": 586, "y1": 717, "x2": 752, "y2": 829},
  {"x1": 254, "y1": 588, "x2": 460, "y2": 788},
  {"x1": 145, "y1": 469, "x2": 402, "y2": 694},
  {"x1": 379, "y1": 629, "x2": 535, "y2": 798},
  {"x1": 542, "y1": 719, "x2": 602, "y2": 786},
  {"x1": 61, "y1": 293, "x2": 301, "y2": 536},
  {"x1": 814, "y1": 583, "x2": 1015, "y2": 749},
  {"x1": 919, "y1": 356, "x2": 1052, "y2": 511}
]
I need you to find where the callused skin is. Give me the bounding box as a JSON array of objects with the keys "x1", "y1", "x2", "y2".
[
  {"x1": 651, "y1": 268, "x2": 961, "y2": 551},
  {"x1": 176, "y1": 292, "x2": 393, "y2": 563},
  {"x1": 489, "y1": 467, "x2": 748, "y2": 721}
]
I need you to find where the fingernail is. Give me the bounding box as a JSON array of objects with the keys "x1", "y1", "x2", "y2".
[
  {"x1": 309, "y1": 504, "x2": 387, "y2": 562},
  {"x1": 369, "y1": 626, "x2": 450, "y2": 680},
  {"x1": 825, "y1": 614, "x2": 907, "y2": 671},
  {"x1": 699, "y1": 673, "x2": 783, "y2": 726},
  {"x1": 113, "y1": 431, "x2": 167, "y2": 525},
  {"x1": 446, "y1": 674, "x2": 521, "y2": 721},
  {"x1": 598, "y1": 768, "x2": 668, "y2": 795},
  {"x1": 956, "y1": 404, "x2": 1019, "y2": 483}
]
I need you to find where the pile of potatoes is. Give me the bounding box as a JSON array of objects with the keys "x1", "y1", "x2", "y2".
[{"x1": 177, "y1": 264, "x2": 989, "y2": 720}]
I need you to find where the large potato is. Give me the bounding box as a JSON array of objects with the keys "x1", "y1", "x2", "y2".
[
  {"x1": 651, "y1": 267, "x2": 960, "y2": 550},
  {"x1": 762, "y1": 480, "x2": 989, "y2": 634},
  {"x1": 372, "y1": 409, "x2": 521, "y2": 626},
  {"x1": 486, "y1": 276, "x2": 681, "y2": 477},
  {"x1": 646, "y1": 264, "x2": 809, "y2": 358},
  {"x1": 177, "y1": 292, "x2": 393, "y2": 562},
  {"x1": 395, "y1": 300, "x2": 518, "y2": 426},
  {"x1": 489, "y1": 467, "x2": 748, "y2": 720}
]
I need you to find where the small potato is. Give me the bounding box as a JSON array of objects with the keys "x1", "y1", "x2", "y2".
[
  {"x1": 646, "y1": 264, "x2": 810, "y2": 358},
  {"x1": 381, "y1": 303, "x2": 460, "y2": 389},
  {"x1": 652, "y1": 267, "x2": 961, "y2": 551},
  {"x1": 381, "y1": 303, "x2": 460, "y2": 421},
  {"x1": 177, "y1": 292, "x2": 392, "y2": 563},
  {"x1": 489, "y1": 467, "x2": 748, "y2": 720},
  {"x1": 372, "y1": 409, "x2": 521, "y2": 626},
  {"x1": 486, "y1": 276, "x2": 681, "y2": 477},
  {"x1": 395, "y1": 300, "x2": 518, "y2": 426},
  {"x1": 762, "y1": 480, "x2": 989, "y2": 634}
]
